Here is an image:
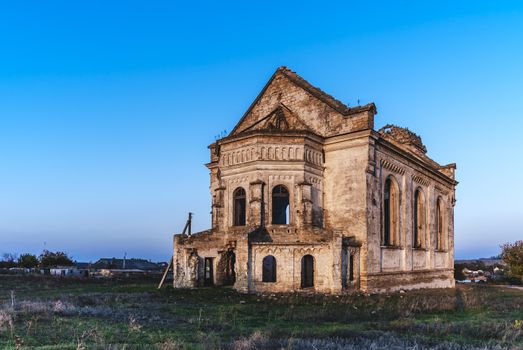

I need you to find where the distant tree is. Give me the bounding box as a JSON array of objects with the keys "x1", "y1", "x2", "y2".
[
  {"x1": 18, "y1": 253, "x2": 39, "y2": 268},
  {"x1": 0, "y1": 253, "x2": 18, "y2": 268},
  {"x1": 39, "y1": 250, "x2": 74, "y2": 267},
  {"x1": 2, "y1": 253, "x2": 18, "y2": 262},
  {"x1": 454, "y1": 263, "x2": 467, "y2": 280},
  {"x1": 501, "y1": 240, "x2": 523, "y2": 279}
]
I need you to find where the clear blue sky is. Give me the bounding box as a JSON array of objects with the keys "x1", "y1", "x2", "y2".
[{"x1": 1, "y1": 1, "x2": 522, "y2": 262}]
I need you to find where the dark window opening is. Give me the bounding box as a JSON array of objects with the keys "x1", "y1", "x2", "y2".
[
  {"x1": 301, "y1": 255, "x2": 314, "y2": 288},
  {"x1": 262, "y1": 255, "x2": 276, "y2": 282},
  {"x1": 383, "y1": 179, "x2": 392, "y2": 246},
  {"x1": 341, "y1": 249, "x2": 348, "y2": 289},
  {"x1": 414, "y1": 189, "x2": 420, "y2": 248},
  {"x1": 233, "y1": 187, "x2": 246, "y2": 226},
  {"x1": 272, "y1": 185, "x2": 289, "y2": 225},
  {"x1": 349, "y1": 254, "x2": 354, "y2": 282}
]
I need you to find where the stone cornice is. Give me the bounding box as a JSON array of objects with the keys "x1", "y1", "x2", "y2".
[
  {"x1": 323, "y1": 129, "x2": 373, "y2": 151},
  {"x1": 381, "y1": 159, "x2": 406, "y2": 176},
  {"x1": 375, "y1": 133, "x2": 457, "y2": 187},
  {"x1": 365, "y1": 268, "x2": 453, "y2": 277},
  {"x1": 214, "y1": 129, "x2": 324, "y2": 148},
  {"x1": 412, "y1": 174, "x2": 431, "y2": 187},
  {"x1": 434, "y1": 185, "x2": 450, "y2": 196}
]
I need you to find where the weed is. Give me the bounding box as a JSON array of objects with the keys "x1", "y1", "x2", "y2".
[
  {"x1": 0, "y1": 308, "x2": 14, "y2": 336},
  {"x1": 233, "y1": 330, "x2": 269, "y2": 350},
  {"x1": 128, "y1": 314, "x2": 142, "y2": 333}
]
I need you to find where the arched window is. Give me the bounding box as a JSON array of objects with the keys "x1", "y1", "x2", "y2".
[
  {"x1": 233, "y1": 187, "x2": 246, "y2": 226},
  {"x1": 436, "y1": 197, "x2": 445, "y2": 251},
  {"x1": 301, "y1": 255, "x2": 314, "y2": 288},
  {"x1": 413, "y1": 188, "x2": 426, "y2": 248},
  {"x1": 383, "y1": 177, "x2": 400, "y2": 246},
  {"x1": 272, "y1": 185, "x2": 289, "y2": 225},
  {"x1": 262, "y1": 255, "x2": 276, "y2": 282}
]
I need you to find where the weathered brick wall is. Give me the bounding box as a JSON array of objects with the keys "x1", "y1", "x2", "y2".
[{"x1": 250, "y1": 243, "x2": 334, "y2": 293}]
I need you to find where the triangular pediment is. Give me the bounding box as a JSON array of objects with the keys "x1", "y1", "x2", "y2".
[
  {"x1": 228, "y1": 66, "x2": 376, "y2": 138},
  {"x1": 239, "y1": 104, "x2": 311, "y2": 133}
]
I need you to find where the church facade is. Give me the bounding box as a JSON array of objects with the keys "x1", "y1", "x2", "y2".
[{"x1": 173, "y1": 67, "x2": 457, "y2": 293}]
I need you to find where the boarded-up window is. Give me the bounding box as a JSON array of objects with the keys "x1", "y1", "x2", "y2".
[
  {"x1": 436, "y1": 197, "x2": 445, "y2": 250},
  {"x1": 413, "y1": 188, "x2": 426, "y2": 248},
  {"x1": 383, "y1": 177, "x2": 400, "y2": 246}
]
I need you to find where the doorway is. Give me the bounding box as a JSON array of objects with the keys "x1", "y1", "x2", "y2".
[
  {"x1": 301, "y1": 255, "x2": 314, "y2": 288},
  {"x1": 204, "y1": 257, "x2": 214, "y2": 286},
  {"x1": 224, "y1": 251, "x2": 236, "y2": 285}
]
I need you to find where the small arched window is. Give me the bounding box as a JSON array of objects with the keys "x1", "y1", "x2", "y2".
[
  {"x1": 262, "y1": 255, "x2": 276, "y2": 282},
  {"x1": 233, "y1": 187, "x2": 246, "y2": 226},
  {"x1": 383, "y1": 177, "x2": 400, "y2": 246},
  {"x1": 413, "y1": 188, "x2": 426, "y2": 248},
  {"x1": 272, "y1": 185, "x2": 289, "y2": 225},
  {"x1": 436, "y1": 197, "x2": 445, "y2": 251}
]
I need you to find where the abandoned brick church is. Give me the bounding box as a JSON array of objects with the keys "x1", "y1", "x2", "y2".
[{"x1": 173, "y1": 67, "x2": 457, "y2": 293}]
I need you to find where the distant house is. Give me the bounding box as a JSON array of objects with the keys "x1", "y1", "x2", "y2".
[
  {"x1": 8, "y1": 267, "x2": 32, "y2": 274},
  {"x1": 75, "y1": 262, "x2": 91, "y2": 270},
  {"x1": 50, "y1": 266, "x2": 88, "y2": 277},
  {"x1": 91, "y1": 258, "x2": 163, "y2": 278},
  {"x1": 93, "y1": 258, "x2": 162, "y2": 271}
]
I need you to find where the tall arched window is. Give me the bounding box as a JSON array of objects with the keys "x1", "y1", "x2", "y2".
[
  {"x1": 436, "y1": 197, "x2": 445, "y2": 251},
  {"x1": 413, "y1": 188, "x2": 426, "y2": 248},
  {"x1": 272, "y1": 185, "x2": 289, "y2": 225},
  {"x1": 233, "y1": 187, "x2": 246, "y2": 226},
  {"x1": 383, "y1": 177, "x2": 400, "y2": 246},
  {"x1": 262, "y1": 255, "x2": 276, "y2": 282}
]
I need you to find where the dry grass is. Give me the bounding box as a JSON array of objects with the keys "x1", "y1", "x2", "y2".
[{"x1": 0, "y1": 276, "x2": 521, "y2": 349}]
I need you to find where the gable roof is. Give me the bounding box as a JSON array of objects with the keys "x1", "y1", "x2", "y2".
[{"x1": 230, "y1": 66, "x2": 376, "y2": 136}]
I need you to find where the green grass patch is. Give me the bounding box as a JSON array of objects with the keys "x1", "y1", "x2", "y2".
[{"x1": 0, "y1": 275, "x2": 522, "y2": 349}]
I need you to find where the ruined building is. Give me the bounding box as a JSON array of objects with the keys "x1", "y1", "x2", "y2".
[{"x1": 173, "y1": 67, "x2": 457, "y2": 293}]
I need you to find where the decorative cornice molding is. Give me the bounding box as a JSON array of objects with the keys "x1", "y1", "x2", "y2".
[
  {"x1": 381, "y1": 159, "x2": 405, "y2": 175},
  {"x1": 412, "y1": 174, "x2": 430, "y2": 187},
  {"x1": 435, "y1": 185, "x2": 450, "y2": 196}
]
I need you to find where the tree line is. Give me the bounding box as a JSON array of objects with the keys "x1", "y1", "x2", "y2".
[{"x1": 0, "y1": 250, "x2": 74, "y2": 269}]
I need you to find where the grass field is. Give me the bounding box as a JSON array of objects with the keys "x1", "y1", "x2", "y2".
[{"x1": 0, "y1": 276, "x2": 522, "y2": 349}]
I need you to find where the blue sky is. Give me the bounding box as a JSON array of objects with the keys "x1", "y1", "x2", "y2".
[{"x1": 0, "y1": 1, "x2": 522, "y2": 262}]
